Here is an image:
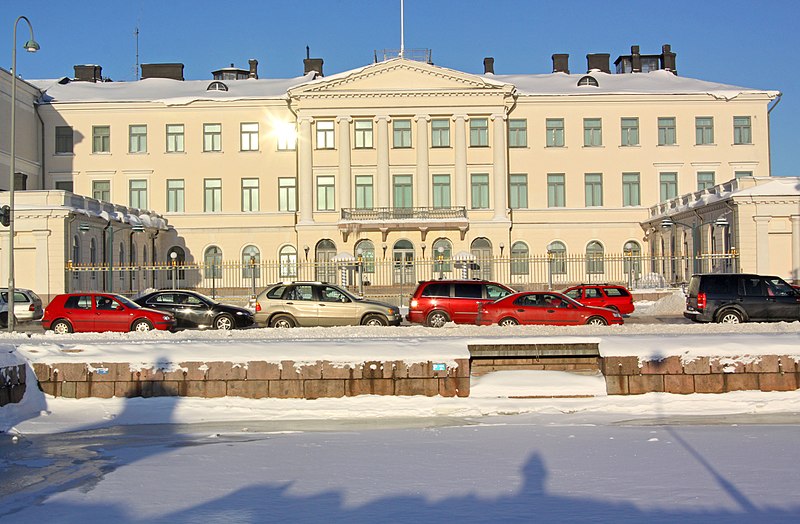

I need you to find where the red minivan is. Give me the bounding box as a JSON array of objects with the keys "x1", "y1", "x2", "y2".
[
  {"x1": 42, "y1": 293, "x2": 176, "y2": 334},
  {"x1": 407, "y1": 280, "x2": 514, "y2": 327}
]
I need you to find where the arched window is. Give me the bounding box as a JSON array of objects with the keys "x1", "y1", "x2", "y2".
[
  {"x1": 242, "y1": 245, "x2": 260, "y2": 279},
  {"x1": 623, "y1": 241, "x2": 641, "y2": 281},
  {"x1": 586, "y1": 241, "x2": 604, "y2": 274},
  {"x1": 432, "y1": 238, "x2": 452, "y2": 275},
  {"x1": 355, "y1": 239, "x2": 375, "y2": 274},
  {"x1": 470, "y1": 237, "x2": 492, "y2": 280},
  {"x1": 547, "y1": 241, "x2": 567, "y2": 275},
  {"x1": 577, "y1": 75, "x2": 599, "y2": 87},
  {"x1": 207, "y1": 81, "x2": 228, "y2": 91},
  {"x1": 510, "y1": 241, "x2": 529, "y2": 275},
  {"x1": 204, "y1": 246, "x2": 222, "y2": 279},
  {"x1": 315, "y1": 239, "x2": 337, "y2": 283},
  {"x1": 279, "y1": 245, "x2": 297, "y2": 278},
  {"x1": 168, "y1": 246, "x2": 186, "y2": 281},
  {"x1": 392, "y1": 239, "x2": 415, "y2": 285}
]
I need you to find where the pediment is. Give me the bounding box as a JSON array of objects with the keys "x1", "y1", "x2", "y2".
[{"x1": 290, "y1": 58, "x2": 513, "y2": 97}]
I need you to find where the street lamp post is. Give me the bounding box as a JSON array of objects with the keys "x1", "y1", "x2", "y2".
[
  {"x1": 7, "y1": 16, "x2": 40, "y2": 332},
  {"x1": 436, "y1": 245, "x2": 445, "y2": 280}
]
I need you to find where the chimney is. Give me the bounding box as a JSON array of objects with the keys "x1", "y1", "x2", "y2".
[
  {"x1": 552, "y1": 54, "x2": 569, "y2": 74},
  {"x1": 660, "y1": 44, "x2": 677, "y2": 75},
  {"x1": 248, "y1": 59, "x2": 259, "y2": 79},
  {"x1": 74, "y1": 64, "x2": 103, "y2": 82},
  {"x1": 140, "y1": 63, "x2": 185, "y2": 81},
  {"x1": 304, "y1": 57, "x2": 324, "y2": 77},
  {"x1": 630, "y1": 45, "x2": 642, "y2": 73},
  {"x1": 482, "y1": 57, "x2": 495, "y2": 75},
  {"x1": 586, "y1": 53, "x2": 610, "y2": 73}
]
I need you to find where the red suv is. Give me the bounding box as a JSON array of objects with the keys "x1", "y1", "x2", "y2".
[
  {"x1": 562, "y1": 284, "x2": 635, "y2": 314},
  {"x1": 407, "y1": 280, "x2": 514, "y2": 327},
  {"x1": 42, "y1": 293, "x2": 176, "y2": 334}
]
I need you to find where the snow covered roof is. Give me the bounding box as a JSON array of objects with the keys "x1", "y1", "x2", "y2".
[
  {"x1": 730, "y1": 176, "x2": 800, "y2": 197},
  {"x1": 485, "y1": 69, "x2": 780, "y2": 100}
]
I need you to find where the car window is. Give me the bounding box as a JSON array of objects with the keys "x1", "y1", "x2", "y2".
[
  {"x1": 514, "y1": 294, "x2": 541, "y2": 307},
  {"x1": 96, "y1": 296, "x2": 116, "y2": 310},
  {"x1": 64, "y1": 295, "x2": 93, "y2": 310},
  {"x1": 564, "y1": 289, "x2": 582, "y2": 299},
  {"x1": 542, "y1": 294, "x2": 566, "y2": 308},
  {"x1": 742, "y1": 277, "x2": 768, "y2": 297},
  {"x1": 765, "y1": 277, "x2": 795, "y2": 297},
  {"x1": 453, "y1": 283, "x2": 482, "y2": 299},
  {"x1": 585, "y1": 288, "x2": 602, "y2": 299},
  {"x1": 286, "y1": 285, "x2": 313, "y2": 301},
  {"x1": 267, "y1": 286, "x2": 287, "y2": 299},
  {"x1": 603, "y1": 287, "x2": 627, "y2": 297},
  {"x1": 0, "y1": 292, "x2": 28, "y2": 303},
  {"x1": 703, "y1": 275, "x2": 737, "y2": 295},
  {"x1": 485, "y1": 284, "x2": 511, "y2": 299},
  {"x1": 184, "y1": 294, "x2": 204, "y2": 305},
  {"x1": 420, "y1": 283, "x2": 449, "y2": 297},
  {"x1": 153, "y1": 293, "x2": 176, "y2": 304},
  {"x1": 319, "y1": 286, "x2": 349, "y2": 303}
]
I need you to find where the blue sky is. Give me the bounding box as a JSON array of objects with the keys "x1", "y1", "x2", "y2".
[{"x1": 3, "y1": 0, "x2": 797, "y2": 177}]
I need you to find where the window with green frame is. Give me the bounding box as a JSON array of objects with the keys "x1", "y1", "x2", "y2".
[
  {"x1": 470, "y1": 173, "x2": 489, "y2": 208},
  {"x1": 584, "y1": 173, "x2": 603, "y2": 207},
  {"x1": 316, "y1": 175, "x2": 335, "y2": 211},
  {"x1": 355, "y1": 175, "x2": 373, "y2": 209},
  {"x1": 733, "y1": 116, "x2": 751, "y2": 145},
  {"x1": 660, "y1": 172, "x2": 678, "y2": 201},
  {"x1": 622, "y1": 173, "x2": 640, "y2": 207},
  {"x1": 393, "y1": 175, "x2": 413, "y2": 208},
  {"x1": 547, "y1": 174, "x2": 565, "y2": 207},
  {"x1": 583, "y1": 118, "x2": 602, "y2": 147},
  {"x1": 620, "y1": 118, "x2": 639, "y2": 146},
  {"x1": 510, "y1": 241, "x2": 529, "y2": 275},
  {"x1": 393, "y1": 119, "x2": 411, "y2": 148},
  {"x1": 470, "y1": 118, "x2": 489, "y2": 147},
  {"x1": 546, "y1": 118, "x2": 564, "y2": 147},
  {"x1": 509, "y1": 174, "x2": 528, "y2": 209},
  {"x1": 658, "y1": 117, "x2": 676, "y2": 145},
  {"x1": 697, "y1": 171, "x2": 715, "y2": 191},
  {"x1": 508, "y1": 119, "x2": 527, "y2": 147},
  {"x1": 695, "y1": 117, "x2": 714, "y2": 145},
  {"x1": 432, "y1": 174, "x2": 451, "y2": 208},
  {"x1": 431, "y1": 119, "x2": 450, "y2": 147}
]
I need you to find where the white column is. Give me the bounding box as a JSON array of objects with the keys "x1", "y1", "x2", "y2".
[
  {"x1": 415, "y1": 115, "x2": 430, "y2": 208},
  {"x1": 376, "y1": 116, "x2": 390, "y2": 208},
  {"x1": 454, "y1": 115, "x2": 467, "y2": 208},
  {"x1": 491, "y1": 113, "x2": 507, "y2": 220},
  {"x1": 337, "y1": 116, "x2": 352, "y2": 211},
  {"x1": 791, "y1": 215, "x2": 800, "y2": 282},
  {"x1": 298, "y1": 116, "x2": 314, "y2": 223},
  {"x1": 753, "y1": 216, "x2": 771, "y2": 274}
]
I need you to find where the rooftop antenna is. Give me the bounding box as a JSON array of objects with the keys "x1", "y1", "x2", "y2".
[
  {"x1": 134, "y1": 26, "x2": 140, "y2": 80},
  {"x1": 399, "y1": 0, "x2": 405, "y2": 58}
]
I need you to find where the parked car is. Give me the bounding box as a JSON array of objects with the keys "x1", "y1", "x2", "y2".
[
  {"x1": 477, "y1": 291, "x2": 623, "y2": 326},
  {"x1": 684, "y1": 273, "x2": 800, "y2": 324},
  {"x1": 407, "y1": 279, "x2": 515, "y2": 327},
  {"x1": 0, "y1": 293, "x2": 14, "y2": 329},
  {"x1": 134, "y1": 290, "x2": 254, "y2": 330},
  {"x1": 42, "y1": 292, "x2": 176, "y2": 334},
  {"x1": 562, "y1": 284, "x2": 635, "y2": 315},
  {"x1": 254, "y1": 281, "x2": 402, "y2": 328},
  {"x1": 0, "y1": 288, "x2": 44, "y2": 322}
]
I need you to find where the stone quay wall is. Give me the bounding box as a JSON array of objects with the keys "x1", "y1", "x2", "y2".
[
  {"x1": 32, "y1": 359, "x2": 471, "y2": 400},
  {"x1": 0, "y1": 364, "x2": 27, "y2": 407}
]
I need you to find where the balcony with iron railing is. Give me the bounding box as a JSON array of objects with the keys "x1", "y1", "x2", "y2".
[{"x1": 339, "y1": 206, "x2": 469, "y2": 241}]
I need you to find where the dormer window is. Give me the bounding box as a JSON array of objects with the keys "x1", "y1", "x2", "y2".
[
  {"x1": 577, "y1": 76, "x2": 599, "y2": 87},
  {"x1": 207, "y1": 81, "x2": 228, "y2": 92}
]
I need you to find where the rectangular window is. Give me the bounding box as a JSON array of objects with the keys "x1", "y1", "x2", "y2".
[
  {"x1": 622, "y1": 173, "x2": 640, "y2": 207},
  {"x1": 431, "y1": 119, "x2": 450, "y2": 147},
  {"x1": 584, "y1": 173, "x2": 603, "y2": 207},
  {"x1": 129, "y1": 125, "x2": 147, "y2": 153},
  {"x1": 203, "y1": 123, "x2": 222, "y2": 152},
  {"x1": 697, "y1": 171, "x2": 715, "y2": 191},
  {"x1": 92, "y1": 125, "x2": 110, "y2": 153},
  {"x1": 166, "y1": 179, "x2": 184, "y2": 212},
  {"x1": 166, "y1": 124, "x2": 184, "y2": 153},
  {"x1": 316, "y1": 175, "x2": 335, "y2": 211},
  {"x1": 354, "y1": 120, "x2": 373, "y2": 149},
  {"x1": 583, "y1": 118, "x2": 602, "y2": 147},
  {"x1": 432, "y1": 174, "x2": 451, "y2": 208},
  {"x1": 547, "y1": 174, "x2": 565, "y2": 207},
  {"x1": 55, "y1": 126, "x2": 74, "y2": 154},
  {"x1": 240, "y1": 122, "x2": 259, "y2": 151},
  {"x1": 695, "y1": 117, "x2": 714, "y2": 145},
  {"x1": 508, "y1": 119, "x2": 527, "y2": 148},
  {"x1": 660, "y1": 172, "x2": 678, "y2": 201},
  {"x1": 733, "y1": 116, "x2": 752, "y2": 145},
  {"x1": 735, "y1": 170, "x2": 753, "y2": 179},
  {"x1": 316, "y1": 121, "x2": 335, "y2": 149},
  {"x1": 355, "y1": 175, "x2": 374, "y2": 209},
  {"x1": 279, "y1": 178, "x2": 297, "y2": 212},
  {"x1": 546, "y1": 118, "x2": 565, "y2": 147},
  {"x1": 55, "y1": 180, "x2": 73, "y2": 191},
  {"x1": 393, "y1": 119, "x2": 412, "y2": 148},
  {"x1": 509, "y1": 174, "x2": 528, "y2": 209},
  {"x1": 470, "y1": 118, "x2": 489, "y2": 147},
  {"x1": 393, "y1": 175, "x2": 413, "y2": 208},
  {"x1": 92, "y1": 180, "x2": 110, "y2": 201},
  {"x1": 204, "y1": 179, "x2": 222, "y2": 212},
  {"x1": 129, "y1": 180, "x2": 147, "y2": 209},
  {"x1": 242, "y1": 178, "x2": 259, "y2": 211},
  {"x1": 620, "y1": 117, "x2": 639, "y2": 146},
  {"x1": 471, "y1": 173, "x2": 490, "y2": 209},
  {"x1": 658, "y1": 117, "x2": 676, "y2": 145},
  {"x1": 276, "y1": 122, "x2": 297, "y2": 151}
]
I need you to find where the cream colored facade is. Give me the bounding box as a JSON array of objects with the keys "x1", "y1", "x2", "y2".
[
  {"x1": 0, "y1": 67, "x2": 42, "y2": 190},
  {"x1": 25, "y1": 57, "x2": 791, "y2": 288}
]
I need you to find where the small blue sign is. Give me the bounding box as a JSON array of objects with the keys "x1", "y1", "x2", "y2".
[
  {"x1": 95, "y1": 368, "x2": 109, "y2": 375},
  {"x1": 432, "y1": 363, "x2": 447, "y2": 371}
]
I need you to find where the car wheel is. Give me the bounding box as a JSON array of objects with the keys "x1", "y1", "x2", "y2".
[
  {"x1": 131, "y1": 319, "x2": 154, "y2": 332},
  {"x1": 498, "y1": 317, "x2": 519, "y2": 326},
  {"x1": 717, "y1": 310, "x2": 743, "y2": 324},
  {"x1": 270, "y1": 315, "x2": 295, "y2": 328},
  {"x1": 213, "y1": 314, "x2": 235, "y2": 330},
  {"x1": 586, "y1": 316, "x2": 608, "y2": 326},
  {"x1": 362, "y1": 314, "x2": 388, "y2": 327},
  {"x1": 426, "y1": 310, "x2": 449, "y2": 328},
  {"x1": 52, "y1": 319, "x2": 73, "y2": 334}
]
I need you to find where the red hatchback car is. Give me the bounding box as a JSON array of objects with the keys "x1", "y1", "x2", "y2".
[
  {"x1": 477, "y1": 291, "x2": 623, "y2": 326},
  {"x1": 42, "y1": 293, "x2": 176, "y2": 334},
  {"x1": 562, "y1": 284, "x2": 635, "y2": 315}
]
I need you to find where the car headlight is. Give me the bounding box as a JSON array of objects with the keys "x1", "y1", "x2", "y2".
[{"x1": 163, "y1": 315, "x2": 172, "y2": 321}]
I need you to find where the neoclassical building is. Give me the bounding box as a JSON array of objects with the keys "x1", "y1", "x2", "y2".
[{"x1": 3, "y1": 47, "x2": 796, "y2": 296}]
